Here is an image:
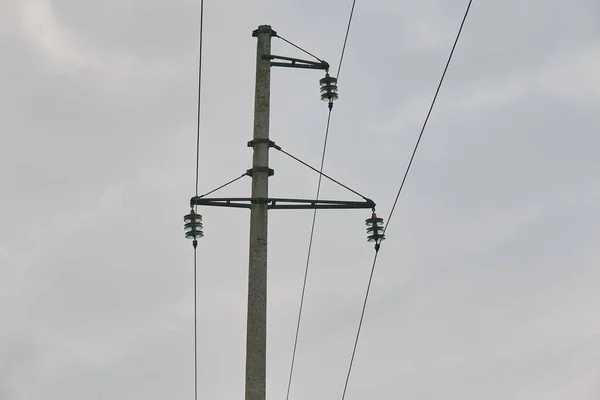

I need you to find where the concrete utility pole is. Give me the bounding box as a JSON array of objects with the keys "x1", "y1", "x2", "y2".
[
  {"x1": 186, "y1": 24, "x2": 381, "y2": 400},
  {"x1": 246, "y1": 24, "x2": 274, "y2": 400}
]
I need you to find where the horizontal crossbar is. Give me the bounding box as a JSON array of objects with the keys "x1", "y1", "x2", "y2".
[
  {"x1": 190, "y1": 197, "x2": 375, "y2": 210},
  {"x1": 267, "y1": 55, "x2": 330, "y2": 71}
]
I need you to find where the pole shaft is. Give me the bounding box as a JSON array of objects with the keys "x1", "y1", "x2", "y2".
[{"x1": 246, "y1": 25, "x2": 273, "y2": 400}]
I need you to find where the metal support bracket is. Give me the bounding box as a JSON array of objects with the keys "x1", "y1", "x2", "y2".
[
  {"x1": 246, "y1": 167, "x2": 275, "y2": 177},
  {"x1": 265, "y1": 55, "x2": 330, "y2": 71},
  {"x1": 247, "y1": 139, "x2": 281, "y2": 150}
]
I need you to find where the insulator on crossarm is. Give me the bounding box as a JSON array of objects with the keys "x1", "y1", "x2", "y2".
[
  {"x1": 366, "y1": 212, "x2": 385, "y2": 249},
  {"x1": 319, "y1": 73, "x2": 338, "y2": 104},
  {"x1": 184, "y1": 208, "x2": 204, "y2": 241}
]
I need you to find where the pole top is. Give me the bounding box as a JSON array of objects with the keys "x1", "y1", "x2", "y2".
[{"x1": 252, "y1": 25, "x2": 277, "y2": 37}]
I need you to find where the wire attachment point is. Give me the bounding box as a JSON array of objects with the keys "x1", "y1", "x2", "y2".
[
  {"x1": 320, "y1": 73, "x2": 339, "y2": 104},
  {"x1": 184, "y1": 208, "x2": 204, "y2": 241},
  {"x1": 366, "y1": 212, "x2": 385, "y2": 249}
]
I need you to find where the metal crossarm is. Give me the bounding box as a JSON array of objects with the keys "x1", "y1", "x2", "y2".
[
  {"x1": 191, "y1": 197, "x2": 375, "y2": 210},
  {"x1": 267, "y1": 55, "x2": 330, "y2": 71}
]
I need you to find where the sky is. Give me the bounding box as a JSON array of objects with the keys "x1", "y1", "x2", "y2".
[{"x1": 1, "y1": 0, "x2": 600, "y2": 399}]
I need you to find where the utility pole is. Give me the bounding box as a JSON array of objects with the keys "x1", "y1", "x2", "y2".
[
  {"x1": 184, "y1": 24, "x2": 385, "y2": 400},
  {"x1": 246, "y1": 24, "x2": 274, "y2": 400}
]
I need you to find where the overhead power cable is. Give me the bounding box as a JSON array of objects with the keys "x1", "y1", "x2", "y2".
[
  {"x1": 385, "y1": 0, "x2": 473, "y2": 233},
  {"x1": 192, "y1": 1, "x2": 205, "y2": 400},
  {"x1": 285, "y1": 1, "x2": 360, "y2": 399},
  {"x1": 340, "y1": 1, "x2": 474, "y2": 400},
  {"x1": 285, "y1": 109, "x2": 333, "y2": 400},
  {"x1": 336, "y1": 0, "x2": 357, "y2": 81}
]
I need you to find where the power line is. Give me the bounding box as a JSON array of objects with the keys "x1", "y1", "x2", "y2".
[
  {"x1": 285, "y1": 109, "x2": 333, "y2": 400},
  {"x1": 340, "y1": 1, "x2": 474, "y2": 399},
  {"x1": 193, "y1": 244, "x2": 199, "y2": 400},
  {"x1": 194, "y1": 0, "x2": 204, "y2": 199},
  {"x1": 286, "y1": 1, "x2": 360, "y2": 397},
  {"x1": 341, "y1": 250, "x2": 379, "y2": 400},
  {"x1": 385, "y1": 0, "x2": 473, "y2": 234},
  {"x1": 336, "y1": 0, "x2": 357, "y2": 81},
  {"x1": 192, "y1": 1, "x2": 205, "y2": 400}
]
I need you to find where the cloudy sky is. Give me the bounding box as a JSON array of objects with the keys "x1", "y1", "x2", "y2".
[{"x1": 2, "y1": 0, "x2": 600, "y2": 399}]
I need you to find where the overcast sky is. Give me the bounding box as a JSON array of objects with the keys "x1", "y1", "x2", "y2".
[{"x1": 2, "y1": 0, "x2": 600, "y2": 399}]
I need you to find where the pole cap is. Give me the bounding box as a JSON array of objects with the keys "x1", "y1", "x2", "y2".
[{"x1": 252, "y1": 25, "x2": 277, "y2": 37}]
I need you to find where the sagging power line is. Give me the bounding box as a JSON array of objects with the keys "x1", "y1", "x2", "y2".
[{"x1": 339, "y1": 2, "x2": 475, "y2": 399}]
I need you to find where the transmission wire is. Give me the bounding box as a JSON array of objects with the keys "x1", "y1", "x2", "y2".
[
  {"x1": 285, "y1": 109, "x2": 333, "y2": 400},
  {"x1": 340, "y1": 2, "x2": 474, "y2": 399},
  {"x1": 285, "y1": 1, "x2": 360, "y2": 398},
  {"x1": 386, "y1": 1, "x2": 473, "y2": 233},
  {"x1": 192, "y1": 1, "x2": 205, "y2": 400},
  {"x1": 336, "y1": 0, "x2": 357, "y2": 81}
]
